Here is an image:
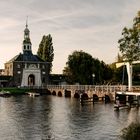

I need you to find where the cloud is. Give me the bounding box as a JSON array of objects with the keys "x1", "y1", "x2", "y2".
[
  {"x1": 0, "y1": 18, "x2": 20, "y2": 31},
  {"x1": 0, "y1": 0, "x2": 140, "y2": 73}
]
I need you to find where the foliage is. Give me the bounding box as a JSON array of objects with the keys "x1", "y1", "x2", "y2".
[
  {"x1": 118, "y1": 11, "x2": 140, "y2": 63},
  {"x1": 63, "y1": 66, "x2": 74, "y2": 84},
  {"x1": 120, "y1": 122, "x2": 140, "y2": 140},
  {"x1": 110, "y1": 62, "x2": 140, "y2": 85},
  {"x1": 115, "y1": 11, "x2": 140, "y2": 85},
  {"x1": 100, "y1": 61, "x2": 113, "y2": 84},
  {"x1": 0, "y1": 88, "x2": 30, "y2": 94},
  {"x1": 63, "y1": 50, "x2": 113, "y2": 85},
  {"x1": 37, "y1": 34, "x2": 54, "y2": 73},
  {"x1": 118, "y1": 27, "x2": 140, "y2": 62},
  {"x1": 133, "y1": 11, "x2": 140, "y2": 29},
  {"x1": 116, "y1": 53, "x2": 124, "y2": 62},
  {"x1": 109, "y1": 61, "x2": 127, "y2": 85},
  {"x1": 63, "y1": 50, "x2": 94, "y2": 84},
  {"x1": 133, "y1": 64, "x2": 140, "y2": 85}
]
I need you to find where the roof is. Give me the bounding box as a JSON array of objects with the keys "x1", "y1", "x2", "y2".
[
  {"x1": 7, "y1": 55, "x2": 19, "y2": 63},
  {"x1": 6, "y1": 52, "x2": 45, "y2": 63}
]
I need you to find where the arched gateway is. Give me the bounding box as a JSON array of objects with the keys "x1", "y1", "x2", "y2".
[
  {"x1": 21, "y1": 68, "x2": 42, "y2": 87},
  {"x1": 28, "y1": 74, "x2": 35, "y2": 86}
]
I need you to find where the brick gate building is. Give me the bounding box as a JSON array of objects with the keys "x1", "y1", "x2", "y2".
[{"x1": 4, "y1": 22, "x2": 50, "y2": 87}]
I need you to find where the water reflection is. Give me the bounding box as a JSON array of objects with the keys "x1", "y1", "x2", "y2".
[{"x1": 0, "y1": 96, "x2": 139, "y2": 140}]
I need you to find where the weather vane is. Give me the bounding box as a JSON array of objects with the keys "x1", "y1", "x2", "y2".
[{"x1": 26, "y1": 16, "x2": 28, "y2": 28}]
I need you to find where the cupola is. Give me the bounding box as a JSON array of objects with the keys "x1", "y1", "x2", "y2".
[{"x1": 22, "y1": 19, "x2": 32, "y2": 55}]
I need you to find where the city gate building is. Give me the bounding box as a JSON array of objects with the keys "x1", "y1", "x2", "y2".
[{"x1": 4, "y1": 23, "x2": 50, "y2": 87}]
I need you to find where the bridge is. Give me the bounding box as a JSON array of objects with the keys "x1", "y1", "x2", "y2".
[{"x1": 43, "y1": 85, "x2": 140, "y2": 101}]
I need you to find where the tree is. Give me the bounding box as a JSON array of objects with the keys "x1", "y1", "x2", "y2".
[
  {"x1": 133, "y1": 11, "x2": 140, "y2": 29},
  {"x1": 100, "y1": 61, "x2": 113, "y2": 84},
  {"x1": 109, "y1": 54, "x2": 127, "y2": 85},
  {"x1": 37, "y1": 34, "x2": 54, "y2": 73},
  {"x1": 133, "y1": 64, "x2": 140, "y2": 85},
  {"x1": 120, "y1": 121, "x2": 140, "y2": 140},
  {"x1": 118, "y1": 11, "x2": 140, "y2": 63},
  {"x1": 118, "y1": 11, "x2": 140, "y2": 89},
  {"x1": 63, "y1": 50, "x2": 113, "y2": 85},
  {"x1": 116, "y1": 53, "x2": 124, "y2": 62},
  {"x1": 37, "y1": 36, "x2": 45, "y2": 58},
  {"x1": 63, "y1": 50, "x2": 94, "y2": 85}
]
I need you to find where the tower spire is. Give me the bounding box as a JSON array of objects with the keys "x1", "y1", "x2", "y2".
[
  {"x1": 23, "y1": 17, "x2": 32, "y2": 54},
  {"x1": 26, "y1": 16, "x2": 28, "y2": 28}
]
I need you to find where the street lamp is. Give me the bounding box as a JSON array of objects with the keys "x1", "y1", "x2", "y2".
[
  {"x1": 59, "y1": 76, "x2": 62, "y2": 85},
  {"x1": 92, "y1": 74, "x2": 95, "y2": 85}
]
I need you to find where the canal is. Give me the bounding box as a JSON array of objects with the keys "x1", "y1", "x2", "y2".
[{"x1": 0, "y1": 95, "x2": 139, "y2": 140}]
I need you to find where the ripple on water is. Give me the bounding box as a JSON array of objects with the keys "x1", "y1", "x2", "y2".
[{"x1": 0, "y1": 96, "x2": 139, "y2": 140}]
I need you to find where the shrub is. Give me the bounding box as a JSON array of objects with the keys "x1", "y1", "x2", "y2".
[{"x1": 120, "y1": 122, "x2": 140, "y2": 140}]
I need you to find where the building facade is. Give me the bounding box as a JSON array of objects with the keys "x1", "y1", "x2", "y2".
[
  {"x1": 4, "y1": 23, "x2": 50, "y2": 87},
  {"x1": 0, "y1": 69, "x2": 5, "y2": 76}
]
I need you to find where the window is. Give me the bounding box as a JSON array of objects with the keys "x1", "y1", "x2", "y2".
[
  {"x1": 17, "y1": 64, "x2": 20, "y2": 68},
  {"x1": 42, "y1": 65, "x2": 45, "y2": 69},
  {"x1": 42, "y1": 71, "x2": 46, "y2": 74},
  {"x1": 17, "y1": 71, "x2": 21, "y2": 74}
]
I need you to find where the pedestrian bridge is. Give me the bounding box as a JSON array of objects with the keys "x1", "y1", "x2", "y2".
[{"x1": 45, "y1": 85, "x2": 140, "y2": 101}]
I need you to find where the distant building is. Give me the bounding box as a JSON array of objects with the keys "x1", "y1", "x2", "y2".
[
  {"x1": 4, "y1": 22, "x2": 50, "y2": 87},
  {"x1": 0, "y1": 69, "x2": 5, "y2": 75},
  {"x1": 0, "y1": 76, "x2": 11, "y2": 87}
]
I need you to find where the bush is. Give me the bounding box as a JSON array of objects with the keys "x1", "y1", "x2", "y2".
[{"x1": 120, "y1": 122, "x2": 140, "y2": 140}]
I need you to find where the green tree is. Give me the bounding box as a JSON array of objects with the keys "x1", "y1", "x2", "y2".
[
  {"x1": 63, "y1": 50, "x2": 113, "y2": 85},
  {"x1": 133, "y1": 11, "x2": 140, "y2": 28},
  {"x1": 37, "y1": 36, "x2": 45, "y2": 58},
  {"x1": 109, "y1": 54, "x2": 127, "y2": 85},
  {"x1": 117, "y1": 11, "x2": 140, "y2": 88},
  {"x1": 116, "y1": 53, "x2": 124, "y2": 62},
  {"x1": 63, "y1": 50, "x2": 94, "y2": 85},
  {"x1": 133, "y1": 64, "x2": 140, "y2": 85},
  {"x1": 100, "y1": 61, "x2": 113, "y2": 84},
  {"x1": 120, "y1": 122, "x2": 140, "y2": 140},
  {"x1": 118, "y1": 11, "x2": 140, "y2": 63},
  {"x1": 37, "y1": 34, "x2": 54, "y2": 73}
]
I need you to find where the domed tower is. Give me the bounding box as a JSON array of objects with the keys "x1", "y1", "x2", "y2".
[{"x1": 23, "y1": 20, "x2": 32, "y2": 55}]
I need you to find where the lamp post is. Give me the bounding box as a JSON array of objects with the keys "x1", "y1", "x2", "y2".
[
  {"x1": 59, "y1": 76, "x2": 62, "y2": 85},
  {"x1": 92, "y1": 74, "x2": 95, "y2": 85}
]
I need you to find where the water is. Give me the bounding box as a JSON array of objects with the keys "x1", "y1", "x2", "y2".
[{"x1": 0, "y1": 95, "x2": 139, "y2": 140}]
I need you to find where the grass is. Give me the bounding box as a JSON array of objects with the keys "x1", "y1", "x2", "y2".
[
  {"x1": 0, "y1": 87, "x2": 30, "y2": 94},
  {"x1": 120, "y1": 121, "x2": 140, "y2": 140}
]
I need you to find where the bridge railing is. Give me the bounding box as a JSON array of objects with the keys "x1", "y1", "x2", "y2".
[
  {"x1": 45, "y1": 85, "x2": 140, "y2": 92},
  {"x1": 20, "y1": 85, "x2": 140, "y2": 92}
]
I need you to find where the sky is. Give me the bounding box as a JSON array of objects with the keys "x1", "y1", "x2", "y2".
[{"x1": 0, "y1": 0, "x2": 140, "y2": 74}]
